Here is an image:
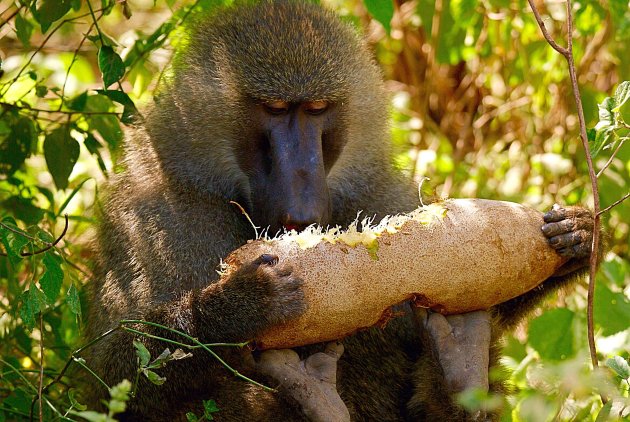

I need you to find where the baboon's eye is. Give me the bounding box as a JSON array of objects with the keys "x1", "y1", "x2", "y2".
[
  {"x1": 263, "y1": 100, "x2": 290, "y2": 115},
  {"x1": 304, "y1": 100, "x2": 329, "y2": 115}
]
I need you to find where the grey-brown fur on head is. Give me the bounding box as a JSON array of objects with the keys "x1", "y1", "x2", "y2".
[{"x1": 141, "y1": 1, "x2": 390, "y2": 205}]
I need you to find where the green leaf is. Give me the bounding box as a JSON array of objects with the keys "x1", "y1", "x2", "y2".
[
  {"x1": 363, "y1": 0, "x2": 394, "y2": 34},
  {"x1": 40, "y1": 252, "x2": 64, "y2": 304},
  {"x1": 98, "y1": 46, "x2": 126, "y2": 88},
  {"x1": 0, "y1": 116, "x2": 37, "y2": 176},
  {"x1": 85, "y1": 95, "x2": 123, "y2": 149},
  {"x1": 613, "y1": 81, "x2": 630, "y2": 109},
  {"x1": 594, "y1": 279, "x2": 630, "y2": 336},
  {"x1": 589, "y1": 126, "x2": 613, "y2": 158},
  {"x1": 2, "y1": 196, "x2": 45, "y2": 225},
  {"x1": 67, "y1": 283, "x2": 81, "y2": 316},
  {"x1": 109, "y1": 379, "x2": 131, "y2": 401},
  {"x1": 203, "y1": 399, "x2": 220, "y2": 420},
  {"x1": 96, "y1": 89, "x2": 139, "y2": 124},
  {"x1": 67, "y1": 92, "x2": 88, "y2": 111},
  {"x1": 595, "y1": 401, "x2": 613, "y2": 422},
  {"x1": 143, "y1": 369, "x2": 166, "y2": 385},
  {"x1": 618, "y1": 100, "x2": 630, "y2": 125},
  {"x1": 15, "y1": 13, "x2": 33, "y2": 47},
  {"x1": 20, "y1": 282, "x2": 48, "y2": 329},
  {"x1": 84, "y1": 134, "x2": 108, "y2": 173},
  {"x1": 36, "y1": 0, "x2": 73, "y2": 33},
  {"x1": 613, "y1": 81, "x2": 630, "y2": 124},
  {"x1": 0, "y1": 217, "x2": 29, "y2": 266},
  {"x1": 527, "y1": 308, "x2": 575, "y2": 361},
  {"x1": 134, "y1": 340, "x2": 151, "y2": 367},
  {"x1": 68, "y1": 389, "x2": 87, "y2": 411},
  {"x1": 43, "y1": 126, "x2": 80, "y2": 190},
  {"x1": 606, "y1": 356, "x2": 630, "y2": 379},
  {"x1": 601, "y1": 255, "x2": 630, "y2": 287},
  {"x1": 35, "y1": 85, "x2": 48, "y2": 98},
  {"x1": 186, "y1": 413, "x2": 199, "y2": 422},
  {"x1": 595, "y1": 97, "x2": 615, "y2": 131}
]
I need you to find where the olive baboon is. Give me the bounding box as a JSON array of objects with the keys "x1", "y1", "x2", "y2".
[{"x1": 85, "y1": 1, "x2": 595, "y2": 420}]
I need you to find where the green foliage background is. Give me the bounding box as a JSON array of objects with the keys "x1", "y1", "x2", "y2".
[{"x1": 0, "y1": 0, "x2": 628, "y2": 420}]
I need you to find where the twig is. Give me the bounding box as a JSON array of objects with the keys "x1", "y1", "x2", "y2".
[
  {"x1": 597, "y1": 192, "x2": 630, "y2": 216},
  {"x1": 0, "y1": 9, "x2": 108, "y2": 97},
  {"x1": 527, "y1": 0, "x2": 602, "y2": 375},
  {"x1": 596, "y1": 139, "x2": 626, "y2": 178},
  {"x1": 120, "y1": 319, "x2": 274, "y2": 392},
  {"x1": 59, "y1": 21, "x2": 97, "y2": 110},
  {"x1": 38, "y1": 313, "x2": 44, "y2": 422},
  {"x1": 0, "y1": 5, "x2": 22, "y2": 29},
  {"x1": 0, "y1": 214, "x2": 69, "y2": 257},
  {"x1": 0, "y1": 102, "x2": 122, "y2": 116}
]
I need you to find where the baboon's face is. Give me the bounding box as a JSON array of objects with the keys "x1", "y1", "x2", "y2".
[{"x1": 236, "y1": 98, "x2": 346, "y2": 234}]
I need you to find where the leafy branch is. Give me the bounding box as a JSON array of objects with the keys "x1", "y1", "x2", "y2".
[{"x1": 526, "y1": 0, "x2": 603, "y2": 374}]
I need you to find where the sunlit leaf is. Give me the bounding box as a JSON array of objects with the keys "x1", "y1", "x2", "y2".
[
  {"x1": 614, "y1": 81, "x2": 630, "y2": 124},
  {"x1": 606, "y1": 356, "x2": 630, "y2": 379},
  {"x1": 528, "y1": 308, "x2": 575, "y2": 360},
  {"x1": 44, "y1": 126, "x2": 80, "y2": 190}
]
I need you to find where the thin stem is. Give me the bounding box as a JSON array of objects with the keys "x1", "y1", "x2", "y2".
[
  {"x1": 38, "y1": 314, "x2": 44, "y2": 422},
  {"x1": 0, "y1": 9, "x2": 107, "y2": 97},
  {"x1": 0, "y1": 214, "x2": 69, "y2": 257},
  {"x1": 122, "y1": 327, "x2": 247, "y2": 349},
  {"x1": 596, "y1": 139, "x2": 626, "y2": 178},
  {"x1": 40, "y1": 327, "x2": 119, "y2": 396},
  {"x1": 597, "y1": 192, "x2": 630, "y2": 216},
  {"x1": 1, "y1": 101, "x2": 121, "y2": 116},
  {"x1": 120, "y1": 319, "x2": 274, "y2": 392},
  {"x1": 0, "y1": 5, "x2": 22, "y2": 29},
  {"x1": 72, "y1": 357, "x2": 110, "y2": 390},
  {"x1": 528, "y1": 0, "x2": 603, "y2": 377},
  {"x1": 526, "y1": 0, "x2": 569, "y2": 56}
]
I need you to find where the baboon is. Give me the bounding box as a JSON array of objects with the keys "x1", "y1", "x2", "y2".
[{"x1": 84, "y1": 1, "x2": 595, "y2": 420}]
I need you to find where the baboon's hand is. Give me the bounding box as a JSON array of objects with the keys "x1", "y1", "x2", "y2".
[
  {"x1": 245, "y1": 343, "x2": 350, "y2": 422},
  {"x1": 542, "y1": 204, "x2": 594, "y2": 276},
  {"x1": 222, "y1": 253, "x2": 306, "y2": 333}
]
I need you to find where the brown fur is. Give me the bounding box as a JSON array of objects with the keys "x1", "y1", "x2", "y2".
[{"x1": 84, "y1": 2, "x2": 592, "y2": 420}]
